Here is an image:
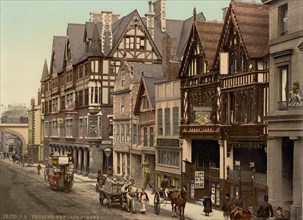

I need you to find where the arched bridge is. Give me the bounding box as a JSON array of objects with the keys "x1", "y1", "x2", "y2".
[{"x1": 0, "y1": 123, "x2": 28, "y2": 154}]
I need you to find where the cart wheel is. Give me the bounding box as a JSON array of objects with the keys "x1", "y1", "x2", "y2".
[
  {"x1": 108, "y1": 197, "x2": 112, "y2": 209},
  {"x1": 154, "y1": 192, "x2": 160, "y2": 215},
  {"x1": 99, "y1": 192, "x2": 104, "y2": 206}
]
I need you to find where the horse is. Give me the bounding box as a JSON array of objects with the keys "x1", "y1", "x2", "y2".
[
  {"x1": 228, "y1": 200, "x2": 252, "y2": 220},
  {"x1": 169, "y1": 187, "x2": 187, "y2": 220},
  {"x1": 123, "y1": 183, "x2": 140, "y2": 213}
]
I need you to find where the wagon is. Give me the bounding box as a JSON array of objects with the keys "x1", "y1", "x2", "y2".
[{"x1": 98, "y1": 176, "x2": 127, "y2": 209}]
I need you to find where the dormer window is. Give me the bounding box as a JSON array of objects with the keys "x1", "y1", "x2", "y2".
[{"x1": 142, "y1": 95, "x2": 149, "y2": 109}]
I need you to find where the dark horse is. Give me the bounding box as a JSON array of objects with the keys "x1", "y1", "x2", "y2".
[
  {"x1": 169, "y1": 187, "x2": 187, "y2": 220},
  {"x1": 228, "y1": 200, "x2": 252, "y2": 220}
]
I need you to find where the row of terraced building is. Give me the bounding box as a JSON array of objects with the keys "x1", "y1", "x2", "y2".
[{"x1": 37, "y1": 0, "x2": 302, "y2": 219}]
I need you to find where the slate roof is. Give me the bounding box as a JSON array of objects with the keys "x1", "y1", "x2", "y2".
[
  {"x1": 195, "y1": 21, "x2": 223, "y2": 69},
  {"x1": 52, "y1": 36, "x2": 66, "y2": 74},
  {"x1": 229, "y1": 1, "x2": 269, "y2": 58},
  {"x1": 129, "y1": 62, "x2": 163, "y2": 83},
  {"x1": 67, "y1": 24, "x2": 86, "y2": 65},
  {"x1": 142, "y1": 76, "x2": 167, "y2": 109},
  {"x1": 153, "y1": 12, "x2": 205, "y2": 60},
  {"x1": 40, "y1": 59, "x2": 49, "y2": 82}
]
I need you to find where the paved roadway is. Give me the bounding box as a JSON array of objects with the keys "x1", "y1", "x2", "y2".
[{"x1": 0, "y1": 158, "x2": 191, "y2": 220}]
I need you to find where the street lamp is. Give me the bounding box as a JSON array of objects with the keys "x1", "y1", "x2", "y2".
[{"x1": 103, "y1": 148, "x2": 112, "y2": 172}]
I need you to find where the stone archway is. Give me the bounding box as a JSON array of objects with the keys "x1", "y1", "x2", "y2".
[{"x1": 0, "y1": 124, "x2": 28, "y2": 155}]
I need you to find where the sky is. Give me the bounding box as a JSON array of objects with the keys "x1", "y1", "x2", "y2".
[{"x1": 0, "y1": 0, "x2": 261, "y2": 109}]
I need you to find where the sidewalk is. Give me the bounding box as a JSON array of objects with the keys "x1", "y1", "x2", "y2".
[{"x1": 143, "y1": 188, "x2": 225, "y2": 220}]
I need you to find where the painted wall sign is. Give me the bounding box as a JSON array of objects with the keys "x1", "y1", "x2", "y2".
[
  {"x1": 232, "y1": 142, "x2": 265, "y2": 149},
  {"x1": 195, "y1": 171, "x2": 204, "y2": 189}
]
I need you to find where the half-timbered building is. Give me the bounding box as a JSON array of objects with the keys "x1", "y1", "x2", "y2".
[
  {"x1": 179, "y1": 17, "x2": 223, "y2": 202},
  {"x1": 217, "y1": 2, "x2": 269, "y2": 208},
  {"x1": 179, "y1": 1, "x2": 270, "y2": 208}
]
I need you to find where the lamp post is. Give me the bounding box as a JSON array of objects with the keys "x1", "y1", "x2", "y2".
[{"x1": 103, "y1": 148, "x2": 112, "y2": 172}]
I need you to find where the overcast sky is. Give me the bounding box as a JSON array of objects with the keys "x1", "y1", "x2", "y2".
[{"x1": 0, "y1": 0, "x2": 260, "y2": 109}]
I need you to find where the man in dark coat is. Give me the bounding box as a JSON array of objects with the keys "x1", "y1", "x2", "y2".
[
  {"x1": 257, "y1": 195, "x2": 274, "y2": 218},
  {"x1": 203, "y1": 195, "x2": 212, "y2": 216}
]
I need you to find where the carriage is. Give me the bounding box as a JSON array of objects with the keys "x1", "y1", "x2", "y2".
[
  {"x1": 47, "y1": 153, "x2": 74, "y2": 193},
  {"x1": 153, "y1": 187, "x2": 179, "y2": 215},
  {"x1": 153, "y1": 186, "x2": 187, "y2": 219}
]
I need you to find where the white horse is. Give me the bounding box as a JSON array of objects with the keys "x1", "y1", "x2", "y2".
[{"x1": 124, "y1": 184, "x2": 141, "y2": 213}]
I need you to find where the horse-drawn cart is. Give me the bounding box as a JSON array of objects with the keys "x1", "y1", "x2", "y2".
[
  {"x1": 154, "y1": 187, "x2": 187, "y2": 219},
  {"x1": 98, "y1": 176, "x2": 127, "y2": 209},
  {"x1": 47, "y1": 152, "x2": 74, "y2": 193}
]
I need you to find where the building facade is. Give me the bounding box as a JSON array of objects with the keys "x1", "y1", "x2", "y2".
[
  {"x1": 27, "y1": 97, "x2": 43, "y2": 163},
  {"x1": 179, "y1": 1, "x2": 269, "y2": 209},
  {"x1": 155, "y1": 80, "x2": 182, "y2": 188},
  {"x1": 263, "y1": 0, "x2": 303, "y2": 219}
]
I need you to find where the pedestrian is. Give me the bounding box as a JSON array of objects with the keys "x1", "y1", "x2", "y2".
[
  {"x1": 234, "y1": 193, "x2": 244, "y2": 208},
  {"x1": 203, "y1": 194, "x2": 212, "y2": 216},
  {"x1": 139, "y1": 188, "x2": 149, "y2": 214},
  {"x1": 257, "y1": 195, "x2": 274, "y2": 219},
  {"x1": 37, "y1": 164, "x2": 42, "y2": 175},
  {"x1": 277, "y1": 206, "x2": 285, "y2": 219},
  {"x1": 221, "y1": 193, "x2": 231, "y2": 220},
  {"x1": 144, "y1": 168, "x2": 154, "y2": 193}
]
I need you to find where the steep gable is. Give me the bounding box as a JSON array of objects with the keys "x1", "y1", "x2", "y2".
[
  {"x1": 215, "y1": 1, "x2": 269, "y2": 64},
  {"x1": 179, "y1": 19, "x2": 222, "y2": 78},
  {"x1": 109, "y1": 10, "x2": 162, "y2": 60},
  {"x1": 40, "y1": 59, "x2": 49, "y2": 82},
  {"x1": 134, "y1": 75, "x2": 166, "y2": 114}
]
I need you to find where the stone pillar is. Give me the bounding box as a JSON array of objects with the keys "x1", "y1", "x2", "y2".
[
  {"x1": 83, "y1": 148, "x2": 88, "y2": 176},
  {"x1": 290, "y1": 138, "x2": 302, "y2": 220},
  {"x1": 77, "y1": 148, "x2": 82, "y2": 175},
  {"x1": 73, "y1": 148, "x2": 77, "y2": 168},
  {"x1": 267, "y1": 137, "x2": 283, "y2": 208}
]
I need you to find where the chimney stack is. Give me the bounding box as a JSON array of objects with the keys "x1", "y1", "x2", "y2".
[
  {"x1": 101, "y1": 10, "x2": 113, "y2": 54},
  {"x1": 145, "y1": 0, "x2": 155, "y2": 39},
  {"x1": 153, "y1": 0, "x2": 166, "y2": 32}
]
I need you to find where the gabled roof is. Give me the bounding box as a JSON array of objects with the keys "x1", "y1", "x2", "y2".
[
  {"x1": 134, "y1": 75, "x2": 167, "y2": 114},
  {"x1": 179, "y1": 19, "x2": 223, "y2": 78},
  {"x1": 220, "y1": 1, "x2": 269, "y2": 59},
  {"x1": 40, "y1": 59, "x2": 49, "y2": 82},
  {"x1": 67, "y1": 23, "x2": 86, "y2": 65},
  {"x1": 110, "y1": 10, "x2": 161, "y2": 59},
  {"x1": 152, "y1": 12, "x2": 205, "y2": 60},
  {"x1": 51, "y1": 36, "x2": 66, "y2": 75},
  {"x1": 196, "y1": 21, "x2": 223, "y2": 68},
  {"x1": 112, "y1": 10, "x2": 137, "y2": 49}
]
